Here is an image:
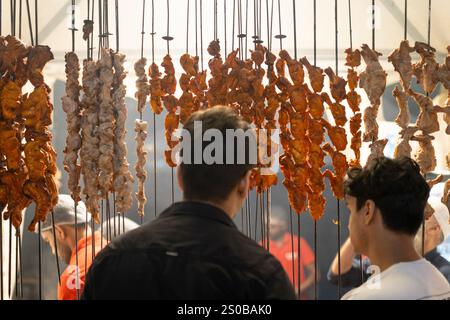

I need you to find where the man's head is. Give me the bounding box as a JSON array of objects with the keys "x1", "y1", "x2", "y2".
[
  {"x1": 40, "y1": 194, "x2": 91, "y2": 264},
  {"x1": 414, "y1": 193, "x2": 450, "y2": 253},
  {"x1": 269, "y1": 206, "x2": 289, "y2": 241},
  {"x1": 178, "y1": 106, "x2": 256, "y2": 218},
  {"x1": 344, "y1": 157, "x2": 430, "y2": 255}
]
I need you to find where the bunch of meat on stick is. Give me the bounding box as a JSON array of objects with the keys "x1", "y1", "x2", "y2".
[
  {"x1": 437, "y1": 46, "x2": 450, "y2": 211},
  {"x1": 178, "y1": 53, "x2": 198, "y2": 125},
  {"x1": 80, "y1": 58, "x2": 101, "y2": 223},
  {"x1": 277, "y1": 53, "x2": 309, "y2": 216},
  {"x1": 97, "y1": 48, "x2": 116, "y2": 204},
  {"x1": 388, "y1": 40, "x2": 417, "y2": 159},
  {"x1": 111, "y1": 51, "x2": 134, "y2": 214},
  {"x1": 345, "y1": 48, "x2": 363, "y2": 167},
  {"x1": 134, "y1": 57, "x2": 149, "y2": 217},
  {"x1": 301, "y1": 56, "x2": 327, "y2": 220},
  {"x1": 0, "y1": 36, "x2": 33, "y2": 230},
  {"x1": 62, "y1": 51, "x2": 82, "y2": 205},
  {"x1": 250, "y1": 46, "x2": 280, "y2": 194},
  {"x1": 322, "y1": 65, "x2": 349, "y2": 201},
  {"x1": 161, "y1": 53, "x2": 179, "y2": 168},
  {"x1": 206, "y1": 40, "x2": 228, "y2": 110},
  {"x1": 359, "y1": 44, "x2": 388, "y2": 167},
  {"x1": 21, "y1": 44, "x2": 58, "y2": 232}
]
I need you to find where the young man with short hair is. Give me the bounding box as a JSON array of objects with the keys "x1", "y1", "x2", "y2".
[
  {"x1": 82, "y1": 106, "x2": 296, "y2": 300},
  {"x1": 341, "y1": 156, "x2": 450, "y2": 300}
]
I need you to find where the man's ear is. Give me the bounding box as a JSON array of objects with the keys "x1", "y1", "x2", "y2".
[
  {"x1": 363, "y1": 199, "x2": 376, "y2": 225},
  {"x1": 177, "y1": 166, "x2": 184, "y2": 191},
  {"x1": 55, "y1": 225, "x2": 66, "y2": 240},
  {"x1": 237, "y1": 170, "x2": 251, "y2": 198}
]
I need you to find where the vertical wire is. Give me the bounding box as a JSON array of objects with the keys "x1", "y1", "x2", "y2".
[
  {"x1": 150, "y1": 0, "x2": 158, "y2": 217},
  {"x1": 195, "y1": 0, "x2": 198, "y2": 56},
  {"x1": 312, "y1": 0, "x2": 318, "y2": 301},
  {"x1": 25, "y1": 0, "x2": 33, "y2": 45},
  {"x1": 200, "y1": 0, "x2": 204, "y2": 70},
  {"x1": 50, "y1": 211, "x2": 61, "y2": 286},
  {"x1": 348, "y1": 0, "x2": 352, "y2": 50},
  {"x1": 224, "y1": 0, "x2": 227, "y2": 56},
  {"x1": 38, "y1": 222, "x2": 42, "y2": 300},
  {"x1": 8, "y1": 220, "x2": 11, "y2": 298},
  {"x1": 288, "y1": 207, "x2": 295, "y2": 289},
  {"x1": 186, "y1": 0, "x2": 190, "y2": 53},
  {"x1": 292, "y1": 0, "x2": 297, "y2": 59},
  {"x1": 115, "y1": 0, "x2": 119, "y2": 52},
  {"x1": 232, "y1": 0, "x2": 236, "y2": 51},
  {"x1": 140, "y1": 0, "x2": 145, "y2": 59},
  {"x1": 14, "y1": 234, "x2": 17, "y2": 298},
  {"x1": 18, "y1": 0, "x2": 21, "y2": 38},
  {"x1": 334, "y1": 0, "x2": 341, "y2": 299},
  {"x1": 0, "y1": 208, "x2": 3, "y2": 300},
  {"x1": 245, "y1": 0, "x2": 248, "y2": 59},
  {"x1": 276, "y1": 0, "x2": 282, "y2": 50},
  {"x1": 18, "y1": 233, "x2": 23, "y2": 299},
  {"x1": 371, "y1": 0, "x2": 375, "y2": 51},
  {"x1": 404, "y1": 0, "x2": 407, "y2": 40}
]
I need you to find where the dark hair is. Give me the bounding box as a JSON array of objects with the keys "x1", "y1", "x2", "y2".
[
  {"x1": 180, "y1": 106, "x2": 256, "y2": 202},
  {"x1": 344, "y1": 156, "x2": 430, "y2": 235}
]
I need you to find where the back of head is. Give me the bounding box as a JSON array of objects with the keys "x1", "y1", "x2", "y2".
[
  {"x1": 180, "y1": 106, "x2": 256, "y2": 202},
  {"x1": 344, "y1": 156, "x2": 430, "y2": 236}
]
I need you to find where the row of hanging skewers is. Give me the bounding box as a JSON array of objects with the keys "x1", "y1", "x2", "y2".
[
  {"x1": 63, "y1": 36, "x2": 134, "y2": 224},
  {"x1": 0, "y1": 35, "x2": 57, "y2": 232},
  {"x1": 129, "y1": 36, "x2": 450, "y2": 222}
]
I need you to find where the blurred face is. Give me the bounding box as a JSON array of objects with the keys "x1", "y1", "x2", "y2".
[
  {"x1": 345, "y1": 195, "x2": 369, "y2": 255},
  {"x1": 41, "y1": 227, "x2": 73, "y2": 264},
  {"x1": 269, "y1": 217, "x2": 287, "y2": 241}
]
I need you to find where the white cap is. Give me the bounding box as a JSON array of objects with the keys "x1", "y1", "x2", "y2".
[{"x1": 429, "y1": 183, "x2": 450, "y2": 241}]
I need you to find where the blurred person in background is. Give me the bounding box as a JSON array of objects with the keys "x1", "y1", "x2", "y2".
[
  {"x1": 99, "y1": 216, "x2": 139, "y2": 241},
  {"x1": 40, "y1": 194, "x2": 104, "y2": 300},
  {"x1": 266, "y1": 206, "x2": 318, "y2": 299}
]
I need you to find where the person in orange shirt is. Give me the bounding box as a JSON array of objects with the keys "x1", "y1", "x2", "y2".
[
  {"x1": 40, "y1": 194, "x2": 105, "y2": 300},
  {"x1": 267, "y1": 207, "x2": 319, "y2": 299}
]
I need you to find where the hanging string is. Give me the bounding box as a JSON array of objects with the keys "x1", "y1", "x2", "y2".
[
  {"x1": 18, "y1": 232, "x2": 23, "y2": 298},
  {"x1": 213, "y1": 0, "x2": 217, "y2": 41},
  {"x1": 18, "y1": 0, "x2": 21, "y2": 38},
  {"x1": 70, "y1": 0, "x2": 77, "y2": 52},
  {"x1": 0, "y1": 0, "x2": 2, "y2": 35},
  {"x1": 244, "y1": 0, "x2": 248, "y2": 59},
  {"x1": 427, "y1": 0, "x2": 431, "y2": 46},
  {"x1": 97, "y1": 0, "x2": 102, "y2": 59}
]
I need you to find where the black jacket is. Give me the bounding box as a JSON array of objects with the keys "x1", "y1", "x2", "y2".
[{"x1": 82, "y1": 201, "x2": 296, "y2": 300}]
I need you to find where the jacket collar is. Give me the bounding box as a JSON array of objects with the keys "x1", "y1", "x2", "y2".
[{"x1": 161, "y1": 201, "x2": 237, "y2": 228}]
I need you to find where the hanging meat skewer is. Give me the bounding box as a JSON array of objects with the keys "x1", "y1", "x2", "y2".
[
  {"x1": 80, "y1": 59, "x2": 101, "y2": 223},
  {"x1": 135, "y1": 119, "x2": 148, "y2": 217},
  {"x1": 112, "y1": 52, "x2": 134, "y2": 214},
  {"x1": 413, "y1": 42, "x2": 440, "y2": 95},
  {"x1": 345, "y1": 48, "x2": 363, "y2": 167},
  {"x1": 62, "y1": 52, "x2": 82, "y2": 203},
  {"x1": 21, "y1": 45, "x2": 58, "y2": 231},
  {"x1": 322, "y1": 66, "x2": 348, "y2": 201},
  {"x1": 161, "y1": 53, "x2": 180, "y2": 168}
]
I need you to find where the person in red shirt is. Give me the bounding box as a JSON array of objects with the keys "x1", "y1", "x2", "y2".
[
  {"x1": 40, "y1": 194, "x2": 105, "y2": 300},
  {"x1": 267, "y1": 207, "x2": 318, "y2": 299}
]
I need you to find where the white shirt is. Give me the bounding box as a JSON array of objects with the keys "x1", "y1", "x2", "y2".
[{"x1": 341, "y1": 259, "x2": 450, "y2": 300}]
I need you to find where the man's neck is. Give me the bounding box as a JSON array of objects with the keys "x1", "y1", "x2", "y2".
[
  {"x1": 367, "y1": 232, "x2": 422, "y2": 272},
  {"x1": 183, "y1": 198, "x2": 235, "y2": 219}
]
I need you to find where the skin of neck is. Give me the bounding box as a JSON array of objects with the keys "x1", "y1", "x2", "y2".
[
  {"x1": 365, "y1": 223, "x2": 421, "y2": 272},
  {"x1": 66, "y1": 225, "x2": 92, "y2": 253}
]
